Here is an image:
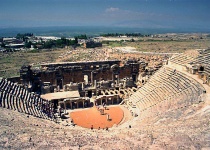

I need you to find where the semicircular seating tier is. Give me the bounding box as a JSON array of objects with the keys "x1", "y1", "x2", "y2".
[
  {"x1": 127, "y1": 66, "x2": 205, "y2": 117},
  {"x1": 0, "y1": 78, "x2": 55, "y2": 120},
  {"x1": 168, "y1": 49, "x2": 210, "y2": 86}
]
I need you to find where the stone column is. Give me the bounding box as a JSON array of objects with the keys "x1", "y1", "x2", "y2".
[
  {"x1": 83, "y1": 100, "x2": 85, "y2": 108},
  {"x1": 91, "y1": 71, "x2": 93, "y2": 86},
  {"x1": 94, "y1": 80, "x2": 97, "y2": 88},
  {"x1": 85, "y1": 91, "x2": 88, "y2": 97},
  {"x1": 64, "y1": 100, "x2": 66, "y2": 113},
  {"x1": 117, "y1": 74, "x2": 119, "y2": 86},
  {"x1": 82, "y1": 82, "x2": 84, "y2": 90},
  {"x1": 96, "y1": 89, "x2": 98, "y2": 96}
]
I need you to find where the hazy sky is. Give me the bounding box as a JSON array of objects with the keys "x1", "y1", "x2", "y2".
[{"x1": 0, "y1": 0, "x2": 210, "y2": 30}]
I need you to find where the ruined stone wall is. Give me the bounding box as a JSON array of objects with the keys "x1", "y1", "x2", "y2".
[
  {"x1": 119, "y1": 62, "x2": 140, "y2": 79},
  {"x1": 21, "y1": 60, "x2": 141, "y2": 89},
  {"x1": 94, "y1": 70, "x2": 113, "y2": 81},
  {"x1": 40, "y1": 72, "x2": 56, "y2": 85},
  {"x1": 119, "y1": 67, "x2": 132, "y2": 79},
  {"x1": 63, "y1": 71, "x2": 84, "y2": 84}
]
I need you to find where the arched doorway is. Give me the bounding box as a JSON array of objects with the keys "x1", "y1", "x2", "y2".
[
  {"x1": 72, "y1": 102, "x2": 76, "y2": 109},
  {"x1": 88, "y1": 91, "x2": 92, "y2": 98},
  {"x1": 84, "y1": 75, "x2": 88, "y2": 84},
  {"x1": 97, "y1": 99, "x2": 101, "y2": 105},
  {"x1": 132, "y1": 74, "x2": 136, "y2": 82},
  {"x1": 105, "y1": 92, "x2": 109, "y2": 95},
  {"x1": 66, "y1": 102, "x2": 71, "y2": 109},
  {"x1": 60, "y1": 102, "x2": 64, "y2": 109},
  {"x1": 120, "y1": 90, "x2": 125, "y2": 95},
  {"x1": 84, "y1": 101, "x2": 89, "y2": 108},
  {"x1": 199, "y1": 66, "x2": 204, "y2": 71},
  {"x1": 113, "y1": 98, "x2": 118, "y2": 104},
  {"x1": 57, "y1": 78, "x2": 63, "y2": 89},
  {"x1": 78, "y1": 101, "x2": 83, "y2": 108},
  {"x1": 107, "y1": 98, "x2": 112, "y2": 105},
  {"x1": 102, "y1": 99, "x2": 106, "y2": 105}
]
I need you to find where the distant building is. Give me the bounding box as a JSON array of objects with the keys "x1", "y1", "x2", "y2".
[
  {"x1": 6, "y1": 43, "x2": 25, "y2": 49},
  {"x1": 3, "y1": 37, "x2": 25, "y2": 49}
]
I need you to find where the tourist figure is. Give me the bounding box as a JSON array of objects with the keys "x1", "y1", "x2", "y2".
[
  {"x1": 102, "y1": 102, "x2": 105, "y2": 107},
  {"x1": 107, "y1": 114, "x2": 110, "y2": 121},
  {"x1": 91, "y1": 125, "x2": 93, "y2": 130},
  {"x1": 71, "y1": 119, "x2": 73, "y2": 123}
]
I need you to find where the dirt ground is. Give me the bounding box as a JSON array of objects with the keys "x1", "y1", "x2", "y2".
[{"x1": 70, "y1": 106, "x2": 123, "y2": 129}]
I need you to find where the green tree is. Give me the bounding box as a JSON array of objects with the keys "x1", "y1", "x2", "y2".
[
  {"x1": 131, "y1": 38, "x2": 135, "y2": 42},
  {"x1": 1, "y1": 42, "x2": 6, "y2": 48},
  {"x1": 25, "y1": 41, "x2": 32, "y2": 48},
  {"x1": 75, "y1": 37, "x2": 78, "y2": 44}
]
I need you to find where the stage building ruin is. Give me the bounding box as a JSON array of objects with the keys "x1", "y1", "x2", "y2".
[{"x1": 19, "y1": 60, "x2": 144, "y2": 110}]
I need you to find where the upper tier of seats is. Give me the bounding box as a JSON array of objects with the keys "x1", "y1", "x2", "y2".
[
  {"x1": 0, "y1": 78, "x2": 55, "y2": 120},
  {"x1": 169, "y1": 49, "x2": 210, "y2": 66},
  {"x1": 192, "y1": 49, "x2": 210, "y2": 65},
  {"x1": 169, "y1": 53, "x2": 196, "y2": 66},
  {"x1": 128, "y1": 66, "x2": 205, "y2": 114}
]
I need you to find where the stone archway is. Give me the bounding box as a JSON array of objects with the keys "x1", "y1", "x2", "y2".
[{"x1": 113, "y1": 98, "x2": 118, "y2": 104}]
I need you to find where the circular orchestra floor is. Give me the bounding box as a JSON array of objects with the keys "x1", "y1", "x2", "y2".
[{"x1": 70, "y1": 106, "x2": 124, "y2": 129}]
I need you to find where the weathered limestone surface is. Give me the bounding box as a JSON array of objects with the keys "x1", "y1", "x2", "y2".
[
  {"x1": 0, "y1": 99, "x2": 209, "y2": 149},
  {"x1": 1, "y1": 49, "x2": 210, "y2": 149}
]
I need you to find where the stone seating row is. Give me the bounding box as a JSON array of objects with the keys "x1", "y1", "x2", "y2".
[
  {"x1": 193, "y1": 53, "x2": 210, "y2": 65},
  {"x1": 138, "y1": 86, "x2": 203, "y2": 120},
  {"x1": 169, "y1": 49, "x2": 210, "y2": 66},
  {"x1": 0, "y1": 91, "x2": 47, "y2": 118},
  {"x1": 128, "y1": 66, "x2": 205, "y2": 113},
  {"x1": 0, "y1": 79, "x2": 55, "y2": 120},
  {"x1": 169, "y1": 53, "x2": 196, "y2": 66},
  {"x1": 203, "y1": 65, "x2": 210, "y2": 75}
]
